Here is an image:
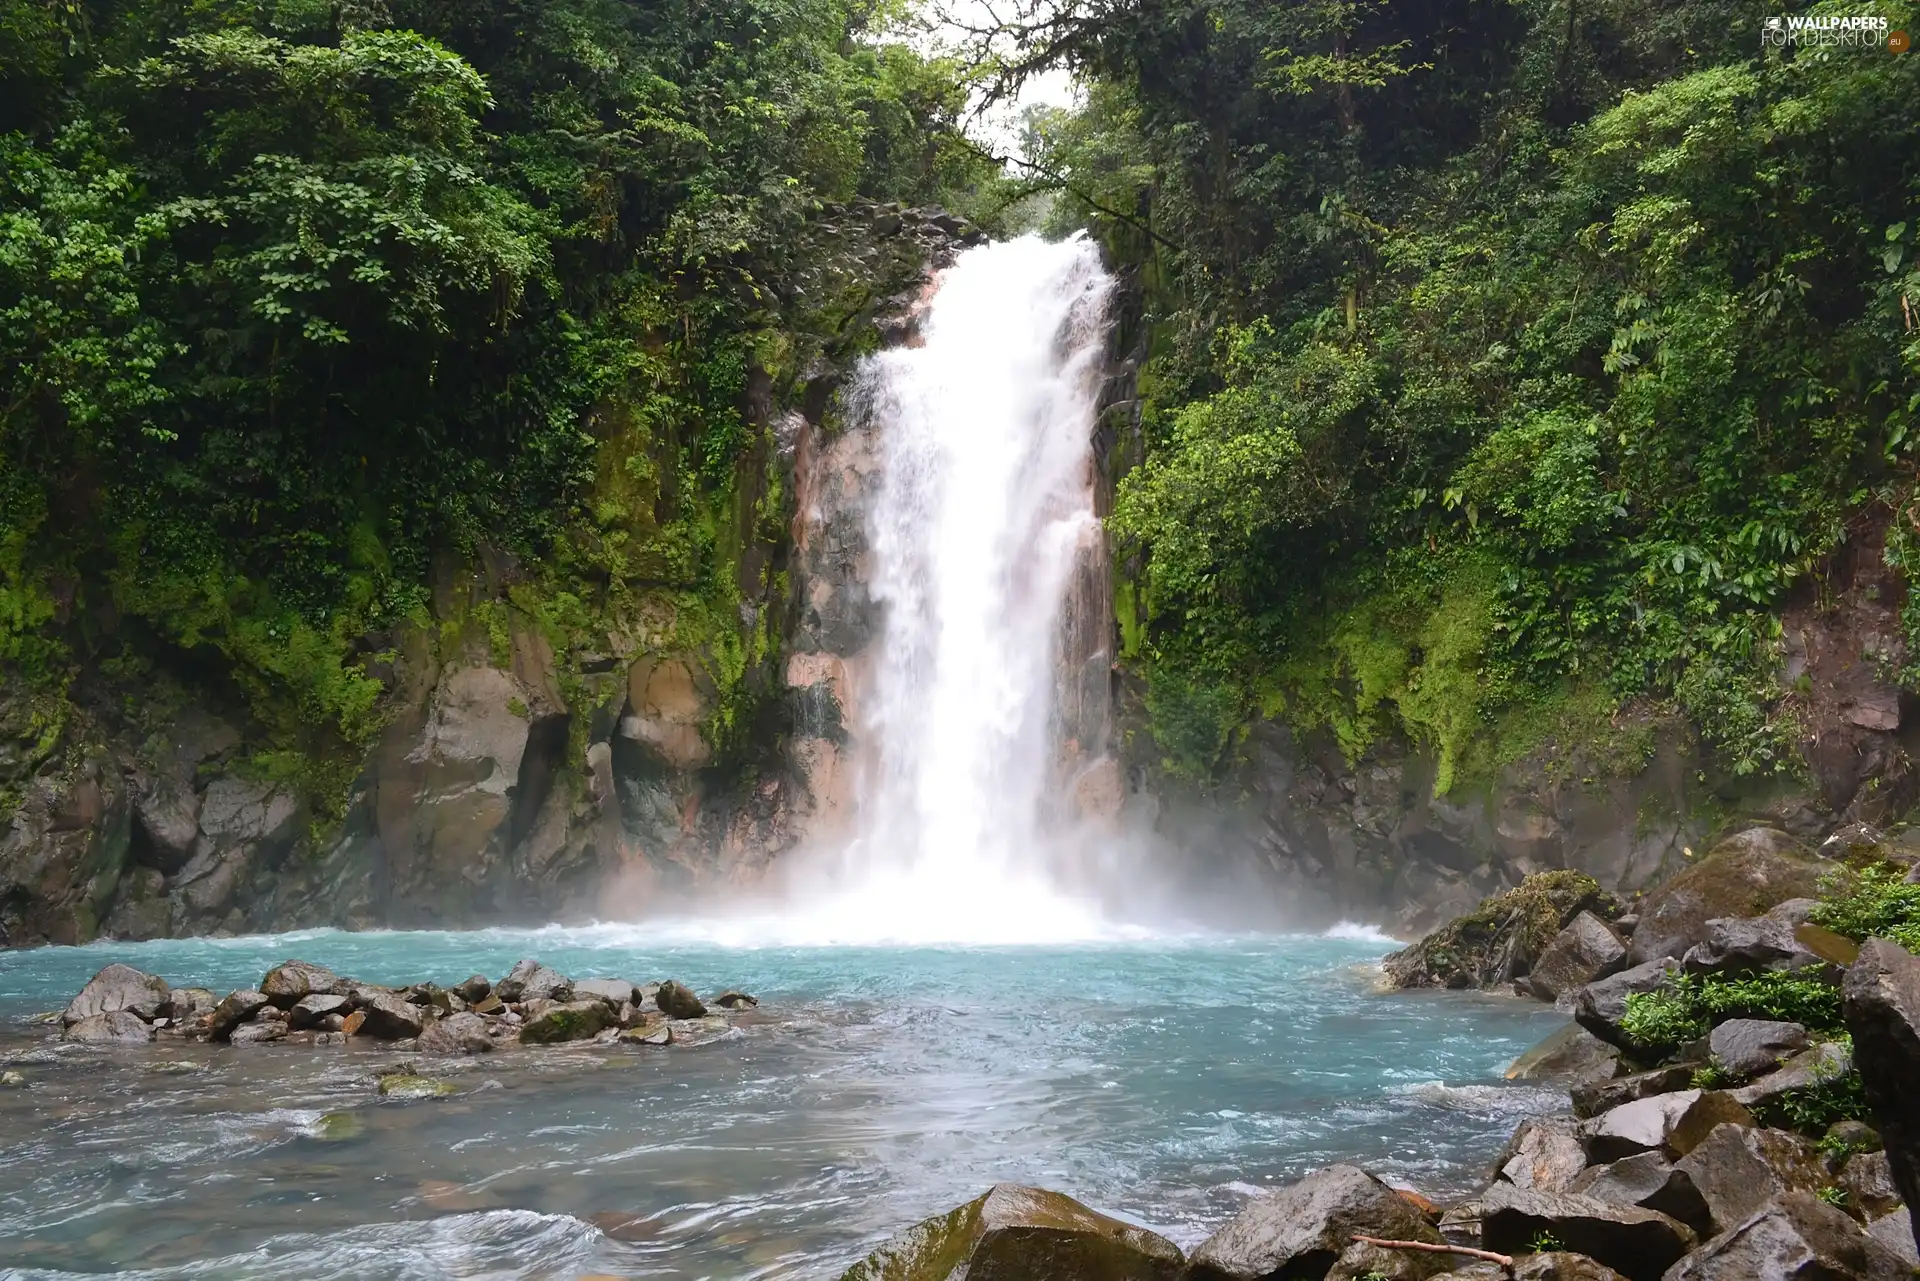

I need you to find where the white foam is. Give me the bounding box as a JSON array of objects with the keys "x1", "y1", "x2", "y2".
[{"x1": 1322, "y1": 920, "x2": 1401, "y2": 944}]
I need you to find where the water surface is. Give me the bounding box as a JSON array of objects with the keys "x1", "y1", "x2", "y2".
[{"x1": 0, "y1": 927, "x2": 1564, "y2": 1279}]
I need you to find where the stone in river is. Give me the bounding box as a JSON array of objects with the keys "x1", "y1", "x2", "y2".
[
  {"x1": 714, "y1": 991, "x2": 759, "y2": 1009},
  {"x1": 666, "y1": 1016, "x2": 732, "y2": 1047},
  {"x1": 496, "y1": 959, "x2": 572, "y2": 1003},
  {"x1": 261, "y1": 960, "x2": 344, "y2": 1007},
  {"x1": 573, "y1": 978, "x2": 635, "y2": 1006},
  {"x1": 162, "y1": 987, "x2": 218, "y2": 1025},
  {"x1": 1506, "y1": 1023, "x2": 1621, "y2": 1087},
  {"x1": 65, "y1": 1011, "x2": 154, "y2": 1044},
  {"x1": 838, "y1": 1183, "x2": 1184, "y2": 1281},
  {"x1": 1664, "y1": 1190, "x2": 1909, "y2": 1281},
  {"x1": 0, "y1": 1070, "x2": 25, "y2": 1087},
  {"x1": 307, "y1": 1111, "x2": 364, "y2": 1142},
  {"x1": 288, "y1": 993, "x2": 349, "y2": 1029},
  {"x1": 1188, "y1": 1163, "x2": 1442, "y2": 1280},
  {"x1": 228, "y1": 1021, "x2": 286, "y2": 1045},
  {"x1": 453, "y1": 974, "x2": 491, "y2": 1003},
  {"x1": 418, "y1": 1012, "x2": 495, "y2": 1055},
  {"x1": 1707, "y1": 1018, "x2": 1809, "y2": 1079},
  {"x1": 352, "y1": 989, "x2": 427, "y2": 1039},
  {"x1": 377, "y1": 1074, "x2": 456, "y2": 1099},
  {"x1": 1674, "y1": 1122, "x2": 1825, "y2": 1235},
  {"x1": 63, "y1": 964, "x2": 170, "y2": 1026},
  {"x1": 519, "y1": 1000, "x2": 612, "y2": 1044},
  {"x1": 1476, "y1": 1184, "x2": 1695, "y2": 1281},
  {"x1": 340, "y1": 1009, "x2": 366, "y2": 1037},
  {"x1": 206, "y1": 989, "x2": 270, "y2": 1040},
  {"x1": 655, "y1": 980, "x2": 706, "y2": 1019},
  {"x1": 620, "y1": 1022, "x2": 671, "y2": 1046}
]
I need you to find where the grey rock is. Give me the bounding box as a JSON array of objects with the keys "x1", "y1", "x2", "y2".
[
  {"x1": 162, "y1": 987, "x2": 217, "y2": 1025},
  {"x1": 1674, "y1": 1122, "x2": 1826, "y2": 1235},
  {"x1": 1508, "y1": 1023, "x2": 1623, "y2": 1088},
  {"x1": 1574, "y1": 958, "x2": 1681, "y2": 1049},
  {"x1": 1188, "y1": 1164, "x2": 1441, "y2": 1281},
  {"x1": 261, "y1": 960, "x2": 344, "y2": 1007},
  {"x1": 352, "y1": 989, "x2": 427, "y2": 1039},
  {"x1": 1728, "y1": 1041, "x2": 1854, "y2": 1110},
  {"x1": 1573, "y1": 1065, "x2": 1698, "y2": 1120},
  {"x1": 65, "y1": 1011, "x2": 155, "y2": 1044},
  {"x1": 1326, "y1": 1238, "x2": 1455, "y2": 1281},
  {"x1": 1866, "y1": 1207, "x2": 1917, "y2": 1268},
  {"x1": 1569, "y1": 1152, "x2": 1710, "y2": 1233},
  {"x1": 132, "y1": 777, "x2": 200, "y2": 873},
  {"x1": 1497, "y1": 1114, "x2": 1589, "y2": 1192},
  {"x1": 453, "y1": 974, "x2": 491, "y2": 1003},
  {"x1": 1626, "y1": 827, "x2": 1825, "y2": 968},
  {"x1": 207, "y1": 989, "x2": 270, "y2": 1039},
  {"x1": 1841, "y1": 1151, "x2": 1903, "y2": 1221},
  {"x1": 1513, "y1": 1255, "x2": 1631, "y2": 1281},
  {"x1": 1683, "y1": 914, "x2": 1827, "y2": 978},
  {"x1": 229, "y1": 1021, "x2": 287, "y2": 1046},
  {"x1": 1583, "y1": 1090, "x2": 1755, "y2": 1162},
  {"x1": 1843, "y1": 936, "x2": 1920, "y2": 1259},
  {"x1": 839, "y1": 1183, "x2": 1184, "y2": 1281},
  {"x1": 63, "y1": 964, "x2": 170, "y2": 1026},
  {"x1": 418, "y1": 1012, "x2": 495, "y2": 1055},
  {"x1": 1664, "y1": 1190, "x2": 1909, "y2": 1281},
  {"x1": 1531, "y1": 912, "x2": 1630, "y2": 1003},
  {"x1": 1707, "y1": 1019, "x2": 1810, "y2": 1079},
  {"x1": 573, "y1": 978, "x2": 636, "y2": 1006},
  {"x1": 288, "y1": 994, "x2": 349, "y2": 1029},
  {"x1": 655, "y1": 979, "x2": 707, "y2": 1019},
  {"x1": 519, "y1": 1000, "x2": 612, "y2": 1044},
  {"x1": 195, "y1": 777, "x2": 297, "y2": 846},
  {"x1": 496, "y1": 959, "x2": 571, "y2": 1003},
  {"x1": 1477, "y1": 1184, "x2": 1695, "y2": 1281},
  {"x1": 714, "y1": 990, "x2": 759, "y2": 1009}
]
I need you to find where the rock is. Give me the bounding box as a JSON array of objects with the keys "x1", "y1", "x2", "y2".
[
  {"x1": 1795, "y1": 923, "x2": 1863, "y2": 967},
  {"x1": 1188, "y1": 1164, "x2": 1442, "y2": 1281},
  {"x1": 621, "y1": 1022, "x2": 671, "y2": 1046},
  {"x1": 838, "y1": 1183, "x2": 1184, "y2": 1281},
  {"x1": 519, "y1": 1000, "x2": 611, "y2": 1044},
  {"x1": 655, "y1": 980, "x2": 707, "y2": 1019},
  {"x1": 1674, "y1": 1122, "x2": 1826, "y2": 1235},
  {"x1": 1512, "y1": 1255, "x2": 1630, "y2": 1281},
  {"x1": 470, "y1": 993, "x2": 503, "y2": 1015},
  {"x1": 352, "y1": 989, "x2": 427, "y2": 1039},
  {"x1": 1842, "y1": 936, "x2": 1920, "y2": 1252},
  {"x1": 1569, "y1": 1152, "x2": 1710, "y2": 1232},
  {"x1": 1572, "y1": 1066, "x2": 1699, "y2": 1120},
  {"x1": 132, "y1": 776, "x2": 201, "y2": 872},
  {"x1": 1476, "y1": 1184, "x2": 1695, "y2": 1281},
  {"x1": 1825, "y1": 1120, "x2": 1883, "y2": 1156},
  {"x1": 1583, "y1": 1090, "x2": 1754, "y2": 1162},
  {"x1": 1707, "y1": 1019, "x2": 1810, "y2": 1079},
  {"x1": 418, "y1": 1012, "x2": 495, "y2": 1054},
  {"x1": 377, "y1": 1074, "x2": 456, "y2": 1099},
  {"x1": 1841, "y1": 1151, "x2": 1903, "y2": 1220},
  {"x1": 1573, "y1": 958, "x2": 1681, "y2": 1050},
  {"x1": 573, "y1": 978, "x2": 635, "y2": 1006},
  {"x1": 1530, "y1": 912, "x2": 1630, "y2": 1002},
  {"x1": 288, "y1": 993, "x2": 349, "y2": 1029},
  {"x1": 1497, "y1": 1115, "x2": 1589, "y2": 1192},
  {"x1": 1626, "y1": 828, "x2": 1826, "y2": 968},
  {"x1": 1430, "y1": 1267, "x2": 1507, "y2": 1281},
  {"x1": 65, "y1": 1010, "x2": 155, "y2": 1043},
  {"x1": 207, "y1": 989, "x2": 270, "y2": 1039},
  {"x1": 1663, "y1": 1190, "x2": 1909, "y2": 1281},
  {"x1": 162, "y1": 987, "x2": 217, "y2": 1026},
  {"x1": 714, "y1": 991, "x2": 759, "y2": 1009},
  {"x1": 340, "y1": 1009, "x2": 366, "y2": 1037},
  {"x1": 453, "y1": 975, "x2": 491, "y2": 1003},
  {"x1": 63, "y1": 964, "x2": 170, "y2": 1026},
  {"x1": 1867, "y1": 1208, "x2": 1918, "y2": 1268},
  {"x1": 1683, "y1": 913, "x2": 1828, "y2": 979},
  {"x1": 229, "y1": 1021, "x2": 286, "y2": 1045},
  {"x1": 260, "y1": 959, "x2": 344, "y2": 1007},
  {"x1": 0, "y1": 1070, "x2": 25, "y2": 1087},
  {"x1": 666, "y1": 1016, "x2": 733, "y2": 1047},
  {"x1": 1325, "y1": 1238, "x2": 1456, "y2": 1280},
  {"x1": 1728, "y1": 1041, "x2": 1853, "y2": 1109},
  {"x1": 496, "y1": 959, "x2": 572, "y2": 1003},
  {"x1": 1508, "y1": 1023, "x2": 1623, "y2": 1087},
  {"x1": 307, "y1": 1111, "x2": 364, "y2": 1142},
  {"x1": 1384, "y1": 871, "x2": 1620, "y2": 991}
]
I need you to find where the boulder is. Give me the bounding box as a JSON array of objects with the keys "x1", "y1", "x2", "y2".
[
  {"x1": 1707, "y1": 1019, "x2": 1810, "y2": 1079},
  {"x1": 1188, "y1": 1164, "x2": 1441, "y2": 1281},
  {"x1": 656, "y1": 980, "x2": 707, "y2": 1019},
  {"x1": 162, "y1": 987, "x2": 217, "y2": 1025},
  {"x1": 377, "y1": 1074, "x2": 456, "y2": 1099},
  {"x1": 666, "y1": 1015, "x2": 733, "y2": 1047},
  {"x1": 132, "y1": 776, "x2": 201, "y2": 872},
  {"x1": 1840, "y1": 1151, "x2": 1903, "y2": 1221},
  {"x1": 1583, "y1": 1090, "x2": 1754, "y2": 1162},
  {"x1": 1530, "y1": 913, "x2": 1630, "y2": 1003},
  {"x1": 65, "y1": 1010, "x2": 155, "y2": 1043},
  {"x1": 573, "y1": 978, "x2": 636, "y2": 1006},
  {"x1": 714, "y1": 991, "x2": 759, "y2": 1009},
  {"x1": 838, "y1": 1184, "x2": 1184, "y2": 1281},
  {"x1": 1573, "y1": 958, "x2": 1681, "y2": 1050},
  {"x1": 519, "y1": 1000, "x2": 612, "y2": 1044},
  {"x1": 1683, "y1": 912, "x2": 1828, "y2": 979},
  {"x1": 1476, "y1": 1184, "x2": 1695, "y2": 1281},
  {"x1": 207, "y1": 989, "x2": 270, "y2": 1039},
  {"x1": 1497, "y1": 1115, "x2": 1589, "y2": 1192},
  {"x1": 288, "y1": 994, "x2": 349, "y2": 1029},
  {"x1": 1429, "y1": 1267, "x2": 1507, "y2": 1281},
  {"x1": 1567, "y1": 1153, "x2": 1710, "y2": 1232},
  {"x1": 260, "y1": 960, "x2": 344, "y2": 1007},
  {"x1": 1867, "y1": 1208, "x2": 1918, "y2": 1268},
  {"x1": 1626, "y1": 828, "x2": 1826, "y2": 968},
  {"x1": 1825, "y1": 1120, "x2": 1883, "y2": 1156},
  {"x1": 621, "y1": 1022, "x2": 672, "y2": 1046},
  {"x1": 1512, "y1": 1255, "x2": 1630, "y2": 1281},
  {"x1": 1842, "y1": 936, "x2": 1920, "y2": 1253},
  {"x1": 1663, "y1": 1190, "x2": 1909, "y2": 1281},
  {"x1": 1507, "y1": 1023, "x2": 1622, "y2": 1087},
  {"x1": 1728, "y1": 1041, "x2": 1853, "y2": 1110},
  {"x1": 1572, "y1": 1066, "x2": 1698, "y2": 1120},
  {"x1": 418, "y1": 1012, "x2": 495, "y2": 1054},
  {"x1": 63, "y1": 964, "x2": 170, "y2": 1026},
  {"x1": 229, "y1": 1021, "x2": 287, "y2": 1045},
  {"x1": 352, "y1": 989, "x2": 427, "y2": 1039},
  {"x1": 496, "y1": 959, "x2": 572, "y2": 1003},
  {"x1": 1384, "y1": 871, "x2": 1620, "y2": 991},
  {"x1": 453, "y1": 974, "x2": 491, "y2": 1003},
  {"x1": 1674, "y1": 1122, "x2": 1826, "y2": 1235},
  {"x1": 1325, "y1": 1238, "x2": 1455, "y2": 1280}
]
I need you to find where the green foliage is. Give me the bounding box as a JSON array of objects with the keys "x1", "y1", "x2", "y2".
[
  {"x1": 1756, "y1": 1059, "x2": 1871, "y2": 1136},
  {"x1": 1810, "y1": 863, "x2": 1920, "y2": 952},
  {"x1": 1621, "y1": 971, "x2": 1844, "y2": 1050}
]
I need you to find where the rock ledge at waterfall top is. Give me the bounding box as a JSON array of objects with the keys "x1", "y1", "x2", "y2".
[{"x1": 46, "y1": 958, "x2": 762, "y2": 1053}]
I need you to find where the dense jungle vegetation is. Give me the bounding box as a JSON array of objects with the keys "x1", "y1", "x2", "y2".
[
  {"x1": 1000, "y1": 0, "x2": 1920, "y2": 784},
  {"x1": 0, "y1": 0, "x2": 1001, "y2": 789}
]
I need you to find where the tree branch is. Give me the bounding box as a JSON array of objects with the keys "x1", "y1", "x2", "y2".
[
  {"x1": 954, "y1": 135, "x2": 1181, "y2": 255},
  {"x1": 1352, "y1": 1235, "x2": 1515, "y2": 1270}
]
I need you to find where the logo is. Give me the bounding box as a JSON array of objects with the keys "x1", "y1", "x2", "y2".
[
  {"x1": 1761, "y1": 12, "x2": 1902, "y2": 50},
  {"x1": 1892, "y1": 29, "x2": 1912, "y2": 51}
]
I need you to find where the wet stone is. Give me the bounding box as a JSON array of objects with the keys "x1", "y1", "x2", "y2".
[
  {"x1": 655, "y1": 980, "x2": 707, "y2": 1019},
  {"x1": 66, "y1": 1011, "x2": 155, "y2": 1044},
  {"x1": 377, "y1": 1074, "x2": 456, "y2": 1099}
]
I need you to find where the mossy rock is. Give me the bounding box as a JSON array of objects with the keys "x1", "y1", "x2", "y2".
[
  {"x1": 839, "y1": 1184, "x2": 1184, "y2": 1281},
  {"x1": 307, "y1": 1110, "x2": 366, "y2": 1139},
  {"x1": 377, "y1": 1074, "x2": 457, "y2": 1100},
  {"x1": 1628, "y1": 827, "x2": 1827, "y2": 967},
  {"x1": 519, "y1": 999, "x2": 613, "y2": 1045},
  {"x1": 1384, "y1": 870, "x2": 1620, "y2": 991}
]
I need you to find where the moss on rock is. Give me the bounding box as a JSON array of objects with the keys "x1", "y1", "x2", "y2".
[{"x1": 1384, "y1": 870, "x2": 1621, "y2": 991}]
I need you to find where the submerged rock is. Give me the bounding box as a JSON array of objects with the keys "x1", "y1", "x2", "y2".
[
  {"x1": 839, "y1": 1183, "x2": 1184, "y2": 1281},
  {"x1": 418, "y1": 1012, "x2": 494, "y2": 1054},
  {"x1": 714, "y1": 990, "x2": 759, "y2": 1009},
  {"x1": 1188, "y1": 1163, "x2": 1440, "y2": 1280},
  {"x1": 63, "y1": 964, "x2": 169, "y2": 1027},
  {"x1": 65, "y1": 1010, "x2": 154, "y2": 1044},
  {"x1": 1664, "y1": 1190, "x2": 1909, "y2": 1281},
  {"x1": 1476, "y1": 1184, "x2": 1695, "y2": 1281},
  {"x1": 377, "y1": 1074, "x2": 456, "y2": 1099},
  {"x1": 519, "y1": 1000, "x2": 611, "y2": 1044}
]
